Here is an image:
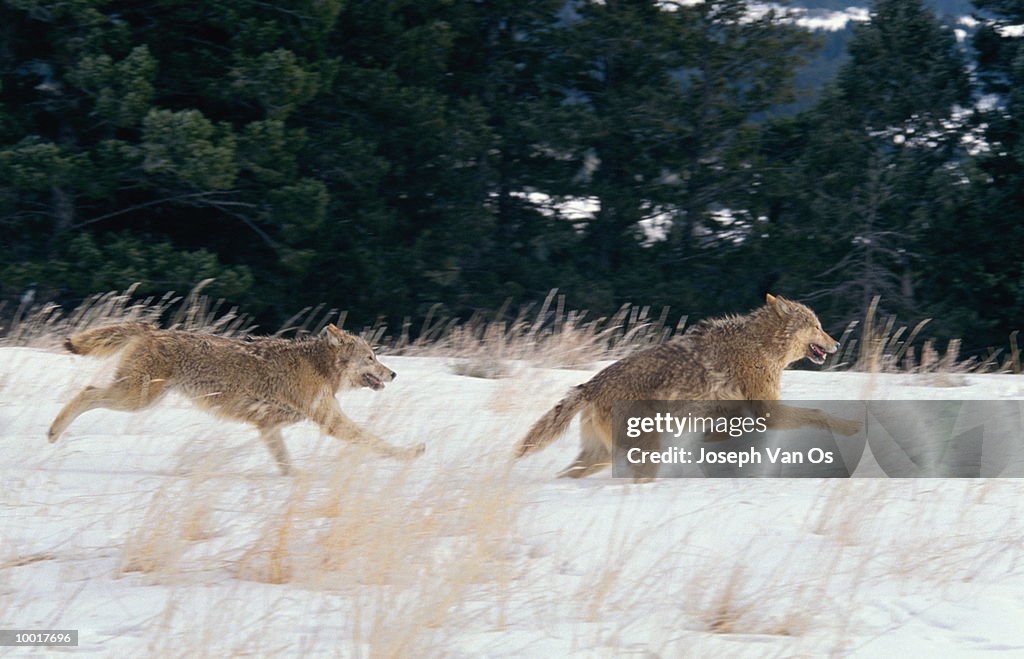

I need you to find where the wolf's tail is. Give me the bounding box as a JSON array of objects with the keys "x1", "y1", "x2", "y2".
[
  {"x1": 64, "y1": 322, "x2": 153, "y2": 357},
  {"x1": 514, "y1": 386, "x2": 588, "y2": 457}
]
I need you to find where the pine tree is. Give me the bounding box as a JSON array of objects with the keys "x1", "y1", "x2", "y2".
[
  {"x1": 762, "y1": 0, "x2": 971, "y2": 330},
  {"x1": 0, "y1": 1, "x2": 340, "y2": 310},
  {"x1": 290, "y1": 0, "x2": 500, "y2": 321},
  {"x1": 920, "y1": 0, "x2": 1024, "y2": 346},
  {"x1": 444, "y1": 0, "x2": 582, "y2": 306},
  {"x1": 546, "y1": 0, "x2": 815, "y2": 311}
]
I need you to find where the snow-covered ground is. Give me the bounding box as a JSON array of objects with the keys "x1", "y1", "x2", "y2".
[{"x1": 2, "y1": 346, "x2": 1023, "y2": 656}]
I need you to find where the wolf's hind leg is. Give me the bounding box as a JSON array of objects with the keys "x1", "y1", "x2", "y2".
[
  {"x1": 557, "y1": 414, "x2": 612, "y2": 478},
  {"x1": 556, "y1": 445, "x2": 612, "y2": 478},
  {"x1": 258, "y1": 426, "x2": 292, "y2": 475},
  {"x1": 47, "y1": 376, "x2": 167, "y2": 443}
]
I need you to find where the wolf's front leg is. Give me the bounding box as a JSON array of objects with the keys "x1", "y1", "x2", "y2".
[
  {"x1": 762, "y1": 402, "x2": 862, "y2": 436},
  {"x1": 312, "y1": 402, "x2": 424, "y2": 460}
]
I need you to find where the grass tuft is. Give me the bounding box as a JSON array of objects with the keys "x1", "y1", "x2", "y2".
[{"x1": 1, "y1": 284, "x2": 1015, "y2": 375}]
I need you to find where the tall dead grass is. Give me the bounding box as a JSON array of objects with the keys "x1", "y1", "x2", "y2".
[
  {"x1": 831, "y1": 296, "x2": 1021, "y2": 376},
  {"x1": 0, "y1": 280, "x2": 256, "y2": 349},
  {"x1": 117, "y1": 444, "x2": 526, "y2": 655},
  {"x1": 396, "y1": 290, "x2": 683, "y2": 374},
  {"x1": 1, "y1": 283, "x2": 1017, "y2": 375}
]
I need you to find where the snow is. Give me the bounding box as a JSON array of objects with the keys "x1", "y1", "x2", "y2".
[
  {"x1": 745, "y1": 3, "x2": 870, "y2": 32},
  {"x1": 2, "y1": 346, "x2": 1023, "y2": 655}
]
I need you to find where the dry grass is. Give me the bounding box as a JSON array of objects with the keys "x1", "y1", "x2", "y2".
[
  {"x1": 831, "y1": 296, "x2": 1021, "y2": 376},
  {"x1": 109, "y1": 452, "x2": 526, "y2": 655},
  {"x1": 647, "y1": 479, "x2": 1022, "y2": 653},
  {"x1": 0, "y1": 280, "x2": 256, "y2": 349},
  {"x1": 671, "y1": 532, "x2": 826, "y2": 641},
  {"x1": 1, "y1": 284, "x2": 1017, "y2": 379},
  {"x1": 397, "y1": 290, "x2": 682, "y2": 374}
]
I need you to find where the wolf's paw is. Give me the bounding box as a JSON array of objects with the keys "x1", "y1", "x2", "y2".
[
  {"x1": 830, "y1": 417, "x2": 863, "y2": 436},
  {"x1": 46, "y1": 428, "x2": 60, "y2": 444}
]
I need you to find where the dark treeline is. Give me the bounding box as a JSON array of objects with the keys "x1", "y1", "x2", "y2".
[{"x1": 1, "y1": 0, "x2": 1021, "y2": 351}]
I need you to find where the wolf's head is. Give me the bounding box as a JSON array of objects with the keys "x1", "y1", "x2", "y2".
[
  {"x1": 765, "y1": 294, "x2": 840, "y2": 367},
  {"x1": 323, "y1": 324, "x2": 397, "y2": 391}
]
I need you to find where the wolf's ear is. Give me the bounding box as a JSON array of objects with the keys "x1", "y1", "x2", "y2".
[
  {"x1": 766, "y1": 293, "x2": 793, "y2": 315},
  {"x1": 324, "y1": 324, "x2": 355, "y2": 346}
]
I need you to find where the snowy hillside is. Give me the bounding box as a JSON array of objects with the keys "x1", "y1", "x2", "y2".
[{"x1": 2, "y1": 346, "x2": 1023, "y2": 656}]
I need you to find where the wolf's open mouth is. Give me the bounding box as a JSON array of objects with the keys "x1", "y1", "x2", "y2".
[
  {"x1": 808, "y1": 343, "x2": 828, "y2": 365},
  {"x1": 362, "y1": 373, "x2": 385, "y2": 390}
]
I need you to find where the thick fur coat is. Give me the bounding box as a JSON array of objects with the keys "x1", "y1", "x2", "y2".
[
  {"x1": 514, "y1": 295, "x2": 859, "y2": 478},
  {"x1": 48, "y1": 323, "x2": 423, "y2": 474}
]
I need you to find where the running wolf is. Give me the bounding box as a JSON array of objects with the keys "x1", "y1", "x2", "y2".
[
  {"x1": 47, "y1": 323, "x2": 424, "y2": 474},
  {"x1": 514, "y1": 294, "x2": 861, "y2": 478}
]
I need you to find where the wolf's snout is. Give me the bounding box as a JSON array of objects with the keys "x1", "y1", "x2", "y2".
[
  {"x1": 828, "y1": 341, "x2": 839, "y2": 354},
  {"x1": 389, "y1": 370, "x2": 397, "y2": 381}
]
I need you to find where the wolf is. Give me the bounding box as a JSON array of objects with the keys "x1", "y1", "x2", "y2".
[
  {"x1": 47, "y1": 323, "x2": 424, "y2": 474},
  {"x1": 514, "y1": 294, "x2": 861, "y2": 478}
]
